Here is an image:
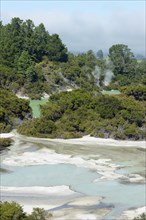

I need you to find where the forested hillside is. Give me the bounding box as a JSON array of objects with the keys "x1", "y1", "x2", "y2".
[
  {"x1": 0, "y1": 17, "x2": 146, "y2": 140},
  {"x1": 1, "y1": 17, "x2": 146, "y2": 98}
]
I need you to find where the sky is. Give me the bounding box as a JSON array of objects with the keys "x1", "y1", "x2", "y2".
[{"x1": 1, "y1": 0, "x2": 146, "y2": 56}]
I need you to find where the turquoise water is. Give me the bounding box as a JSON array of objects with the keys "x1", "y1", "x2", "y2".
[
  {"x1": 73, "y1": 180, "x2": 145, "y2": 206},
  {"x1": 74, "y1": 181, "x2": 145, "y2": 219},
  {"x1": 1, "y1": 142, "x2": 145, "y2": 219},
  {"x1": 1, "y1": 164, "x2": 145, "y2": 212},
  {"x1": 1, "y1": 164, "x2": 99, "y2": 187}
]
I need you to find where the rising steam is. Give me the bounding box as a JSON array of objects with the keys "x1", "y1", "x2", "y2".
[{"x1": 92, "y1": 59, "x2": 114, "y2": 86}]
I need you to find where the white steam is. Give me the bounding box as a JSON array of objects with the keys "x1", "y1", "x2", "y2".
[
  {"x1": 92, "y1": 59, "x2": 114, "y2": 86},
  {"x1": 104, "y1": 70, "x2": 114, "y2": 86},
  {"x1": 92, "y1": 66, "x2": 100, "y2": 86}
]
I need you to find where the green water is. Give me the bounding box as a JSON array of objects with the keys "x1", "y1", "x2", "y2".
[
  {"x1": 101, "y1": 90, "x2": 121, "y2": 95},
  {"x1": 29, "y1": 98, "x2": 49, "y2": 118}
]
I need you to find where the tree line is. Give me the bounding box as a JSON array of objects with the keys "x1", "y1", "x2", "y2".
[
  {"x1": 0, "y1": 17, "x2": 146, "y2": 98},
  {"x1": 0, "y1": 17, "x2": 68, "y2": 67}
]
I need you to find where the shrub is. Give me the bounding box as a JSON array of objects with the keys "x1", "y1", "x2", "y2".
[
  {"x1": 0, "y1": 201, "x2": 26, "y2": 220},
  {"x1": 133, "y1": 213, "x2": 146, "y2": 220},
  {"x1": 0, "y1": 138, "x2": 13, "y2": 149},
  {"x1": 0, "y1": 201, "x2": 52, "y2": 220}
]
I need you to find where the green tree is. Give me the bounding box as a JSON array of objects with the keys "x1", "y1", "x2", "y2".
[
  {"x1": 0, "y1": 64, "x2": 22, "y2": 91},
  {"x1": 0, "y1": 201, "x2": 26, "y2": 220},
  {"x1": 135, "y1": 60, "x2": 146, "y2": 84},
  {"x1": 27, "y1": 207, "x2": 52, "y2": 220},
  {"x1": 0, "y1": 18, "x2": 23, "y2": 67},
  {"x1": 25, "y1": 65, "x2": 38, "y2": 82},
  {"x1": 46, "y1": 34, "x2": 68, "y2": 62},
  {"x1": 97, "y1": 49, "x2": 104, "y2": 60},
  {"x1": 0, "y1": 17, "x2": 68, "y2": 66},
  {"x1": 17, "y1": 51, "x2": 33, "y2": 74},
  {"x1": 21, "y1": 19, "x2": 35, "y2": 56},
  {"x1": 33, "y1": 23, "x2": 49, "y2": 61},
  {"x1": 0, "y1": 202, "x2": 52, "y2": 220},
  {"x1": 17, "y1": 51, "x2": 38, "y2": 82},
  {"x1": 109, "y1": 44, "x2": 136, "y2": 76},
  {"x1": 86, "y1": 50, "x2": 97, "y2": 69}
]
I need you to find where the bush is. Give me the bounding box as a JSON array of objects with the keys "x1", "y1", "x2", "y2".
[
  {"x1": 18, "y1": 89, "x2": 146, "y2": 140},
  {"x1": 0, "y1": 89, "x2": 31, "y2": 132},
  {"x1": 133, "y1": 213, "x2": 146, "y2": 220},
  {"x1": 0, "y1": 201, "x2": 26, "y2": 220},
  {"x1": 121, "y1": 85, "x2": 146, "y2": 101},
  {"x1": 62, "y1": 131, "x2": 82, "y2": 139},
  {"x1": 0, "y1": 138, "x2": 13, "y2": 149},
  {"x1": 27, "y1": 207, "x2": 52, "y2": 220},
  {"x1": 124, "y1": 123, "x2": 139, "y2": 139},
  {"x1": 0, "y1": 201, "x2": 52, "y2": 220}
]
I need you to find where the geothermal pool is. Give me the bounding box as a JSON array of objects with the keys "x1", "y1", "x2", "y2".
[{"x1": 0, "y1": 135, "x2": 145, "y2": 219}]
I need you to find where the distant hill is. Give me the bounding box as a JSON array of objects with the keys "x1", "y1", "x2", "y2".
[{"x1": 0, "y1": 17, "x2": 146, "y2": 98}]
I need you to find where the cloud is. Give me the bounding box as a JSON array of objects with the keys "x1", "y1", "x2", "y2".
[{"x1": 1, "y1": 7, "x2": 145, "y2": 55}]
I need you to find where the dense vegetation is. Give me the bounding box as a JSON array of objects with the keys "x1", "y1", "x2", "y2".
[
  {"x1": 0, "y1": 89, "x2": 31, "y2": 132},
  {"x1": 0, "y1": 201, "x2": 52, "y2": 220},
  {"x1": 108, "y1": 44, "x2": 146, "y2": 87},
  {"x1": 0, "y1": 17, "x2": 68, "y2": 66},
  {"x1": 0, "y1": 17, "x2": 146, "y2": 140},
  {"x1": 0, "y1": 17, "x2": 68, "y2": 98},
  {"x1": 120, "y1": 85, "x2": 146, "y2": 101},
  {"x1": 1, "y1": 18, "x2": 146, "y2": 98},
  {"x1": 18, "y1": 88, "x2": 146, "y2": 140}
]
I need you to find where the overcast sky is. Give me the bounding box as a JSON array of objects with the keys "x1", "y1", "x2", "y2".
[{"x1": 1, "y1": 0, "x2": 145, "y2": 56}]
